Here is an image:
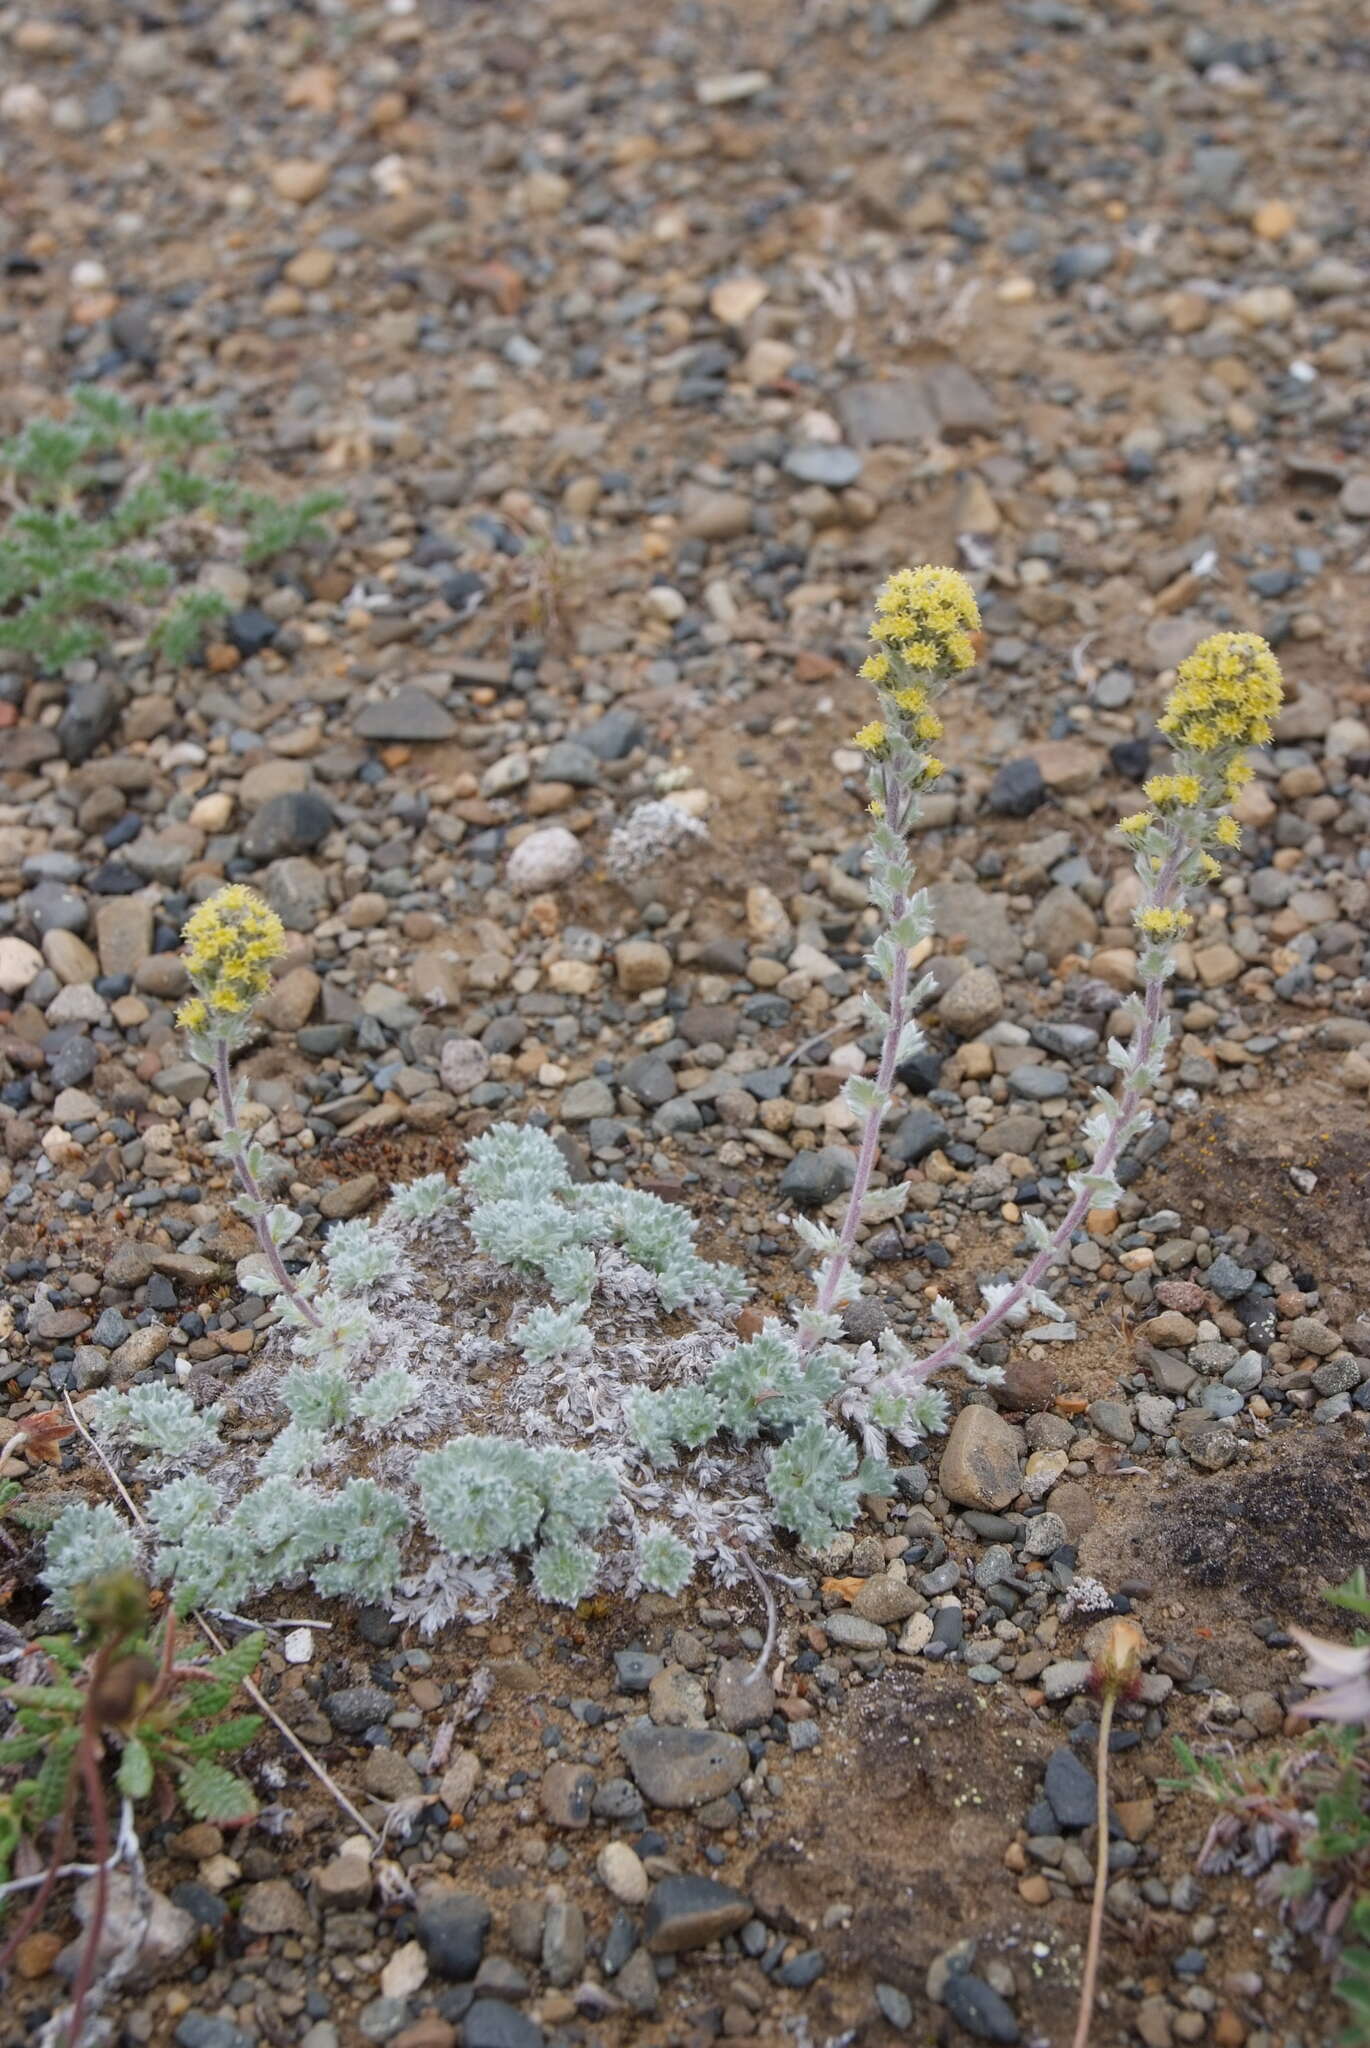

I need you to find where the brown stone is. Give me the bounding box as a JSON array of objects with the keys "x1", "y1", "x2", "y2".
[
  {"x1": 318, "y1": 1174, "x2": 379, "y2": 1220},
  {"x1": 13, "y1": 1931, "x2": 62, "y2": 1979},
  {"x1": 997, "y1": 1356, "x2": 1058, "y2": 1413},
  {"x1": 938, "y1": 1405, "x2": 1023, "y2": 1510},
  {"x1": 1044, "y1": 1480, "x2": 1096, "y2": 1541}
]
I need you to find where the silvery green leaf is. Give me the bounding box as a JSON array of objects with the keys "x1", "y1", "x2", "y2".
[
  {"x1": 1022, "y1": 1213, "x2": 1054, "y2": 1252},
  {"x1": 887, "y1": 910, "x2": 924, "y2": 950},
  {"x1": 1025, "y1": 1286, "x2": 1067, "y2": 1323},
  {"x1": 867, "y1": 935, "x2": 898, "y2": 984},
  {"x1": 843, "y1": 1074, "x2": 888, "y2": 1118},
  {"x1": 929, "y1": 1293, "x2": 961, "y2": 1335},
  {"x1": 266, "y1": 1204, "x2": 303, "y2": 1248},
  {"x1": 876, "y1": 1327, "x2": 913, "y2": 1370},
  {"x1": 860, "y1": 991, "x2": 891, "y2": 1033},
  {"x1": 1139, "y1": 944, "x2": 1177, "y2": 980},
  {"x1": 795, "y1": 1305, "x2": 843, "y2": 1344},
  {"x1": 1106, "y1": 1038, "x2": 1131, "y2": 1072},
  {"x1": 907, "y1": 1385, "x2": 951, "y2": 1436},
  {"x1": 793, "y1": 1216, "x2": 841, "y2": 1255},
  {"x1": 861, "y1": 1183, "x2": 910, "y2": 1224},
  {"x1": 963, "y1": 1359, "x2": 1005, "y2": 1386},
  {"x1": 894, "y1": 1018, "x2": 926, "y2": 1063}
]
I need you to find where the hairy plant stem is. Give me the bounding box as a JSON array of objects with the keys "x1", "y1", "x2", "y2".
[
  {"x1": 213, "y1": 1037, "x2": 321, "y2": 1330},
  {"x1": 882, "y1": 836, "x2": 1187, "y2": 1397},
  {"x1": 1071, "y1": 1686, "x2": 1120, "y2": 2048},
  {"x1": 801, "y1": 764, "x2": 914, "y2": 1352}
]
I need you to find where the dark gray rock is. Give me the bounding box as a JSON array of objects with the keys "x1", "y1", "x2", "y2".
[
  {"x1": 322, "y1": 1684, "x2": 392, "y2": 1734},
  {"x1": 59, "y1": 679, "x2": 120, "y2": 764},
  {"x1": 1044, "y1": 1746, "x2": 1105, "y2": 1833},
  {"x1": 577, "y1": 708, "x2": 645, "y2": 759},
  {"x1": 354, "y1": 686, "x2": 458, "y2": 742},
  {"x1": 462, "y1": 2000, "x2": 545, "y2": 2048},
  {"x1": 780, "y1": 1147, "x2": 857, "y2": 1207},
  {"x1": 619, "y1": 1054, "x2": 677, "y2": 1107},
  {"x1": 1205, "y1": 1252, "x2": 1257, "y2": 1300},
  {"x1": 22, "y1": 880, "x2": 89, "y2": 934},
  {"x1": 988, "y1": 759, "x2": 1046, "y2": 818},
  {"x1": 539, "y1": 740, "x2": 600, "y2": 786},
  {"x1": 416, "y1": 1892, "x2": 492, "y2": 1980},
  {"x1": 242, "y1": 789, "x2": 334, "y2": 862},
  {"x1": 225, "y1": 607, "x2": 278, "y2": 658},
  {"x1": 642, "y1": 1874, "x2": 753, "y2": 1953},
  {"x1": 887, "y1": 1108, "x2": 950, "y2": 1164},
  {"x1": 943, "y1": 1972, "x2": 1020, "y2": 2043}
]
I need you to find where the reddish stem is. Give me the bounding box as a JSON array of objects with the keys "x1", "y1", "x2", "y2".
[
  {"x1": 801, "y1": 767, "x2": 914, "y2": 1350},
  {"x1": 884, "y1": 837, "x2": 1186, "y2": 1396}
]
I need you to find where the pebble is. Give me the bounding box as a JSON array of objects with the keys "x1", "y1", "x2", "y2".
[
  {"x1": 618, "y1": 1722, "x2": 749, "y2": 1809},
  {"x1": 939, "y1": 1407, "x2": 1023, "y2": 1511},
  {"x1": 506, "y1": 827, "x2": 582, "y2": 894},
  {"x1": 415, "y1": 1894, "x2": 491, "y2": 1980},
  {"x1": 642, "y1": 1875, "x2": 753, "y2": 1953}
]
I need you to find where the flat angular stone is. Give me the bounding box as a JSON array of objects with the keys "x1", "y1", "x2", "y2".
[
  {"x1": 354, "y1": 687, "x2": 457, "y2": 742},
  {"x1": 642, "y1": 1874, "x2": 752, "y2": 1953}
]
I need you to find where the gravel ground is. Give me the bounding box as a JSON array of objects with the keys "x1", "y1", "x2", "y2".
[{"x1": 2, "y1": 1, "x2": 1370, "y2": 2044}]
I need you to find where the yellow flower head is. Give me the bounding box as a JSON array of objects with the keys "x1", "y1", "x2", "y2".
[
  {"x1": 1118, "y1": 811, "x2": 1154, "y2": 838},
  {"x1": 181, "y1": 883, "x2": 285, "y2": 1032},
  {"x1": 920, "y1": 756, "x2": 944, "y2": 783},
  {"x1": 852, "y1": 721, "x2": 888, "y2": 755},
  {"x1": 176, "y1": 996, "x2": 211, "y2": 1036},
  {"x1": 868, "y1": 565, "x2": 981, "y2": 677},
  {"x1": 1134, "y1": 905, "x2": 1190, "y2": 939},
  {"x1": 1159, "y1": 632, "x2": 1283, "y2": 756},
  {"x1": 1143, "y1": 773, "x2": 1202, "y2": 810},
  {"x1": 1214, "y1": 814, "x2": 1241, "y2": 849}
]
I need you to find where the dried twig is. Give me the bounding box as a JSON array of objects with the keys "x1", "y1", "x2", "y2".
[{"x1": 740, "y1": 1547, "x2": 779, "y2": 1683}]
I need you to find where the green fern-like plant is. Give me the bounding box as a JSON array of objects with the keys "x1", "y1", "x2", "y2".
[
  {"x1": 0, "y1": 391, "x2": 340, "y2": 675},
  {"x1": 0, "y1": 1573, "x2": 263, "y2": 2046}
]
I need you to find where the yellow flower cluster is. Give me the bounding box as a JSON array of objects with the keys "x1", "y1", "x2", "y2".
[
  {"x1": 1118, "y1": 631, "x2": 1280, "y2": 860},
  {"x1": 1134, "y1": 906, "x2": 1190, "y2": 939},
  {"x1": 1159, "y1": 632, "x2": 1283, "y2": 757},
  {"x1": 1143, "y1": 773, "x2": 1202, "y2": 810},
  {"x1": 852, "y1": 721, "x2": 888, "y2": 754},
  {"x1": 177, "y1": 884, "x2": 286, "y2": 1035},
  {"x1": 868, "y1": 565, "x2": 981, "y2": 676}
]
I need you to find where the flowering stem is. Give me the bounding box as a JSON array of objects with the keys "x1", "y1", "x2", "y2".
[
  {"x1": 803, "y1": 767, "x2": 914, "y2": 1351},
  {"x1": 212, "y1": 1037, "x2": 322, "y2": 1329},
  {"x1": 1071, "y1": 1685, "x2": 1119, "y2": 2048},
  {"x1": 886, "y1": 836, "x2": 1185, "y2": 1395}
]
